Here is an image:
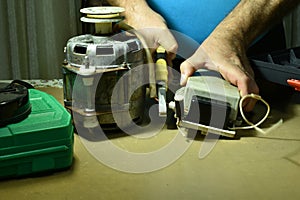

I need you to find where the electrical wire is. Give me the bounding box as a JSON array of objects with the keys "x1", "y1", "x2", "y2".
[
  {"x1": 229, "y1": 93, "x2": 270, "y2": 133},
  {"x1": 116, "y1": 21, "x2": 157, "y2": 98}
]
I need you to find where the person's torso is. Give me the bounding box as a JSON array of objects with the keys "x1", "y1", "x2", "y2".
[{"x1": 147, "y1": 0, "x2": 240, "y2": 43}]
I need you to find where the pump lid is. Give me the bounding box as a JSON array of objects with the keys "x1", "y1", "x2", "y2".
[
  {"x1": 0, "y1": 80, "x2": 33, "y2": 127},
  {"x1": 80, "y1": 6, "x2": 125, "y2": 15}
]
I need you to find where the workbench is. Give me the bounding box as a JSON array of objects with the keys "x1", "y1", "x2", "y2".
[{"x1": 0, "y1": 80, "x2": 300, "y2": 200}]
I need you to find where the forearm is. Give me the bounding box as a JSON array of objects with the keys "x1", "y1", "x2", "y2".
[
  {"x1": 106, "y1": 0, "x2": 150, "y2": 24},
  {"x1": 215, "y1": 0, "x2": 300, "y2": 48},
  {"x1": 106, "y1": 0, "x2": 148, "y2": 10},
  {"x1": 105, "y1": 0, "x2": 168, "y2": 31}
]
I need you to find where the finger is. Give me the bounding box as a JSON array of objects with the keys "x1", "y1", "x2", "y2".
[
  {"x1": 157, "y1": 29, "x2": 178, "y2": 56},
  {"x1": 179, "y1": 47, "x2": 211, "y2": 85},
  {"x1": 238, "y1": 78, "x2": 260, "y2": 112},
  {"x1": 243, "y1": 99, "x2": 257, "y2": 112},
  {"x1": 179, "y1": 60, "x2": 196, "y2": 85}
]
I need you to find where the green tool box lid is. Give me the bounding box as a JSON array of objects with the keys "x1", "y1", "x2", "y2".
[{"x1": 0, "y1": 89, "x2": 73, "y2": 151}]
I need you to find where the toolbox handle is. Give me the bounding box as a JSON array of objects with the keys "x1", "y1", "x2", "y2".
[
  {"x1": 287, "y1": 79, "x2": 300, "y2": 91},
  {"x1": 0, "y1": 145, "x2": 69, "y2": 161},
  {"x1": 1, "y1": 80, "x2": 34, "y2": 92}
]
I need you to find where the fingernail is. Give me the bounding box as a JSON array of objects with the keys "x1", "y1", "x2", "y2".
[{"x1": 180, "y1": 74, "x2": 188, "y2": 85}]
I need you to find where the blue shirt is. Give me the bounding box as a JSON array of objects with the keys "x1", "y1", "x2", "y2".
[{"x1": 147, "y1": 0, "x2": 240, "y2": 44}]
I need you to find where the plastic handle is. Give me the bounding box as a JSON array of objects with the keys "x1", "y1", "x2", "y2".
[
  {"x1": 287, "y1": 79, "x2": 300, "y2": 91},
  {"x1": 155, "y1": 46, "x2": 168, "y2": 83}
]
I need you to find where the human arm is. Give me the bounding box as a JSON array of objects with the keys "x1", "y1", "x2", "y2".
[{"x1": 180, "y1": 0, "x2": 300, "y2": 111}]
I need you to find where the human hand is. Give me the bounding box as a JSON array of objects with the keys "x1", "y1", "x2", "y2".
[
  {"x1": 121, "y1": 3, "x2": 178, "y2": 61},
  {"x1": 180, "y1": 31, "x2": 259, "y2": 112}
]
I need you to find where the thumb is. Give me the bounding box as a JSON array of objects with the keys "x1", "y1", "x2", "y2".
[
  {"x1": 179, "y1": 60, "x2": 196, "y2": 85},
  {"x1": 180, "y1": 47, "x2": 209, "y2": 85}
]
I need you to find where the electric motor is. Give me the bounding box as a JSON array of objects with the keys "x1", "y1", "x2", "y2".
[{"x1": 62, "y1": 7, "x2": 146, "y2": 131}]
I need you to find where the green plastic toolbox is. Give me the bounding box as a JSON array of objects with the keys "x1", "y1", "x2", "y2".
[{"x1": 0, "y1": 89, "x2": 74, "y2": 179}]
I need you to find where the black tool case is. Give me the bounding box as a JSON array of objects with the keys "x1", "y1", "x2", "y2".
[
  {"x1": 0, "y1": 88, "x2": 74, "y2": 179},
  {"x1": 250, "y1": 46, "x2": 300, "y2": 87},
  {"x1": 0, "y1": 80, "x2": 33, "y2": 127}
]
